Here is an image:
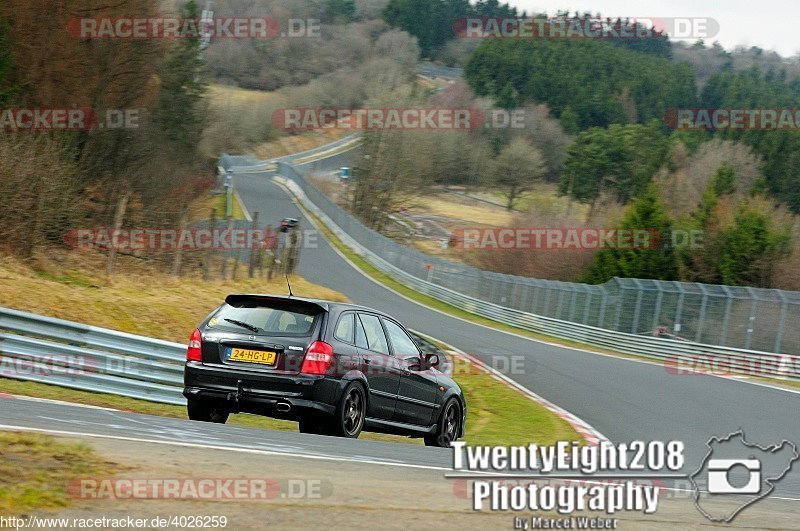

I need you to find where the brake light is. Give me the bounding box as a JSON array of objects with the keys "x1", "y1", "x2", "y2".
[
  {"x1": 187, "y1": 328, "x2": 202, "y2": 361},
  {"x1": 300, "y1": 341, "x2": 333, "y2": 375}
]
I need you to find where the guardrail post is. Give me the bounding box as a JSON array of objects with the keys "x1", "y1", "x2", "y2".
[
  {"x1": 248, "y1": 211, "x2": 259, "y2": 278},
  {"x1": 613, "y1": 284, "x2": 624, "y2": 331},
  {"x1": 225, "y1": 172, "x2": 233, "y2": 218},
  {"x1": 719, "y1": 286, "x2": 733, "y2": 347},
  {"x1": 695, "y1": 285, "x2": 708, "y2": 343},
  {"x1": 652, "y1": 285, "x2": 664, "y2": 332},
  {"x1": 220, "y1": 215, "x2": 233, "y2": 280},
  {"x1": 674, "y1": 284, "x2": 686, "y2": 337},
  {"x1": 775, "y1": 291, "x2": 788, "y2": 354},
  {"x1": 745, "y1": 287, "x2": 758, "y2": 350},
  {"x1": 631, "y1": 279, "x2": 644, "y2": 334}
]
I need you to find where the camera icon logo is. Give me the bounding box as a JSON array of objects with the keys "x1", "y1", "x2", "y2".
[
  {"x1": 690, "y1": 430, "x2": 799, "y2": 523},
  {"x1": 706, "y1": 459, "x2": 761, "y2": 494}
]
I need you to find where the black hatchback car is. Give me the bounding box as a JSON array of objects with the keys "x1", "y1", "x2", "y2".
[{"x1": 183, "y1": 294, "x2": 465, "y2": 447}]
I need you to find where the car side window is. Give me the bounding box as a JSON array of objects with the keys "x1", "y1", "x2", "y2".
[
  {"x1": 354, "y1": 314, "x2": 369, "y2": 349},
  {"x1": 382, "y1": 319, "x2": 420, "y2": 357},
  {"x1": 334, "y1": 312, "x2": 355, "y2": 344},
  {"x1": 357, "y1": 313, "x2": 390, "y2": 355}
]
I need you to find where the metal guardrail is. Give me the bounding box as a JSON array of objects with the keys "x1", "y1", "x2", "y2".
[
  {"x1": 0, "y1": 306, "x2": 451, "y2": 404},
  {"x1": 0, "y1": 307, "x2": 186, "y2": 405},
  {"x1": 221, "y1": 134, "x2": 361, "y2": 174},
  {"x1": 265, "y1": 151, "x2": 800, "y2": 356},
  {"x1": 275, "y1": 176, "x2": 800, "y2": 382}
]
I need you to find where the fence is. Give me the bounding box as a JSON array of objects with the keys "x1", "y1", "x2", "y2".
[{"x1": 272, "y1": 161, "x2": 800, "y2": 356}]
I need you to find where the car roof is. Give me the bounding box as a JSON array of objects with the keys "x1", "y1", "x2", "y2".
[{"x1": 224, "y1": 294, "x2": 390, "y2": 317}]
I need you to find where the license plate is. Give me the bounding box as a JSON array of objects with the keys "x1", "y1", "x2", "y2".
[{"x1": 227, "y1": 347, "x2": 276, "y2": 365}]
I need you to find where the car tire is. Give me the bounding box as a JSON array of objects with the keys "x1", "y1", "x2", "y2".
[
  {"x1": 425, "y1": 398, "x2": 460, "y2": 447},
  {"x1": 329, "y1": 382, "x2": 366, "y2": 438},
  {"x1": 187, "y1": 397, "x2": 229, "y2": 424}
]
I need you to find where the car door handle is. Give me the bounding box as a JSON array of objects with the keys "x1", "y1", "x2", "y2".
[
  {"x1": 363, "y1": 358, "x2": 371, "y2": 364},
  {"x1": 401, "y1": 369, "x2": 411, "y2": 376}
]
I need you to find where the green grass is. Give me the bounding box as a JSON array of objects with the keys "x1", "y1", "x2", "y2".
[
  {"x1": 213, "y1": 191, "x2": 246, "y2": 221},
  {"x1": 0, "y1": 431, "x2": 117, "y2": 514},
  {"x1": 302, "y1": 203, "x2": 625, "y2": 357},
  {"x1": 453, "y1": 357, "x2": 577, "y2": 445},
  {"x1": 34, "y1": 269, "x2": 99, "y2": 289}
]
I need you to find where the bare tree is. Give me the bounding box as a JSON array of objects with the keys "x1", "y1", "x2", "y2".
[{"x1": 492, "y1": 138, "x2": 546, "y2": 210}]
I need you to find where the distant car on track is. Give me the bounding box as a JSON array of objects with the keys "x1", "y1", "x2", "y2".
[{"x1": 183, "y1": 294, "x2": 465, "y2": 447}]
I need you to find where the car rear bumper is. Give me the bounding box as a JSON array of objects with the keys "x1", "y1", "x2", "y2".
[{"x1": 183, "y1": 362, "x2": 338, "y2": 417}]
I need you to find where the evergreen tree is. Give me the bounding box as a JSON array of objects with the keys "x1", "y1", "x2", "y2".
[
  {"x1": 559, "y1": 120, "x2": 670, "y2": 204},
  {"x1": 582, "y1": 184, "x2": 678, "y2": 283},
  {"x1": 150, "y1": 0, "x2": 206, "y2": 163},
  {"x1": 465, "y1": 38, "x2": 695, "y2": 130},
  {"x1": 718, "y1": 206, "x2": 790, "y2": 286}
]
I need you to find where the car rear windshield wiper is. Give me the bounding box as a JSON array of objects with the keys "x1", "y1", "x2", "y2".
[{"x1": 223, "y1": 318, "x2": 260, "y2": 333}]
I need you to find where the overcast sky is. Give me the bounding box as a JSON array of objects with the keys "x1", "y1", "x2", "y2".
[{"x1": 509, "y1": 0, "x2": 799, "y2": 57}]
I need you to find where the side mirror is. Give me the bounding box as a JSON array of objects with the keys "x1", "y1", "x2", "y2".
[
  {"x1": 405, "y1": 356, "x2": 422, "y2": 372},
  {"x1": 425, "y1": 353, "x2": 440, "y2": 370}
]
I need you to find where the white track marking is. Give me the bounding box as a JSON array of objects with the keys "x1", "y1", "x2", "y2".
[{"x1": 0, "y1": 424, "x2": 452, "y2": 472}]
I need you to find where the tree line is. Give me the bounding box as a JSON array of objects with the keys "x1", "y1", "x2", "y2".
[{"x1": 0, "y1": 0, "x2": 207, "y2": 260}]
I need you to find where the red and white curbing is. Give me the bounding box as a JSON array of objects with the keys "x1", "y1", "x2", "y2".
[{"x1": 412, "y1": 329, "x2": 607, "y2": 447}]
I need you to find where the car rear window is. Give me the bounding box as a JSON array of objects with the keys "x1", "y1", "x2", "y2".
[
  {"x1": 212, "y1": 301, "x2": 320, "y2": 335},
  {"x1": 334, "y1": 312, "x2": 355, "y2": 343}
]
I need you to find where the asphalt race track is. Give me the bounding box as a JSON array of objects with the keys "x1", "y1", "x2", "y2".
[
  {"x1": 233, "y1": 154, "x2": 800, "y2": 498},
  {"x1": 0, "y1": 149, "x2": 798, "y2": 508},
  {"x1": 0, "y1": 396, "x2": 454, "y2": 470}
]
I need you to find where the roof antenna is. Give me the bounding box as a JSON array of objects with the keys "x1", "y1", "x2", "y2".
[{"x1": 285, "y1": 272, "x2": 294, "y2": 298}]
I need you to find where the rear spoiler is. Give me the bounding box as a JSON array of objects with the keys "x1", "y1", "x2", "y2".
[{"x1": 224, "y1": 294, "x2": 329, "y2": 313}]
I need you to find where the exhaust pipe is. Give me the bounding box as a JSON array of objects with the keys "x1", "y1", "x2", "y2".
[{"x1": 276, "y1": 401, "x2": 291, "y2": 413}]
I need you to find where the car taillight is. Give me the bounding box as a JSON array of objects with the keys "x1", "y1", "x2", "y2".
[
  {"x1": 300, "y1": 341, "x2": 333, "y2": 375},
  {"x1": 187, "y1": 328, "x2": 202, "y2": 362}
]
